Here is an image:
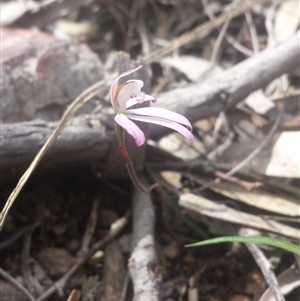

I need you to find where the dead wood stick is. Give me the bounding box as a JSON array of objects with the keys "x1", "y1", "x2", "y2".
[
  {"x1": 239, "y1": 229, "x2": 285, "y2": 301},
  {"x1": 0, "y1": 267, "x2": 36, "y2": 301},
  {"x1": 102, "y1": 240, "x2": 126, "y2": 301},
  {"x1": 245, "y1": 243, "x2": 285, "y2": 301},
  {"x1": 0, "y1": 115, "x2": 112, "y2": 182},
  {"x1": 80, "y1": 196, "x2": 101, "y2": 254},
  {"x1": 257, "y1": 265, "x2": 300, "y2": 301},
  {"x1": 21, "y1": 234, "x2": 44, "y2": 296},
  {"x1": 0, "y1": 221, "x2": 40, "y2": 252},
  {"x1": 128, "y1": 175, "x2": 161, "y2": 301},
  {"x1": 149, "y1": 30, "x2": 300, "y2": 139}
]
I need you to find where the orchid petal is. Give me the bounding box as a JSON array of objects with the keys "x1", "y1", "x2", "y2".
[
  {"x1": 126, "y1": 114, "x2": 194, "y2": 146},
  {"x1": 126, "y1": 107, "x2": 192, "y2": 130},
  {"x1": 126, "y1": 98, "x2": 140, "y2": 109},
  {"x1": 127, "y1": 79, "x2": 144, "y2": 87},
  {"x1": 110, "y1": 65, "x2": 143, "y2": 108},
  {"x1": 125, "y1": 94, "x2": 157, "y2": 109},
  {"x1": 116, "y1": 81, "x2": 145, "y2": 109},
  {"x1": 114, "y1": 114, "x2": 145, "y2": 147},
  {"x1": 144, "y1": 94, "x2": 157, "y2": 103}
]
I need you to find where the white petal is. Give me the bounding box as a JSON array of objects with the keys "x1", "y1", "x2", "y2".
[
  {"x1": 110, "y1": 65, "x2": 143, "y2": 108},
  {"x1": 127, "y1": 79, "x2": 144, "y2": 87},
  {"x1": 116, "y1": 81, "x2": 144, "y2": 109},
  {"x1": 126, "y1": 107, "x2": 192, "y2": 130},
  {"x1": 126, "y1": 114, "x2": 194, "y2": 146},
  {"x1": 126, "y1": 98, "x2": 139, "y2": 109}
]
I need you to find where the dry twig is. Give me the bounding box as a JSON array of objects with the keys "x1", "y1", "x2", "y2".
[
  {"x1": 239, "y1": 229, "x2": 285, "y2": 301},
  {"x1": 245, "y1": 11, "x2": 260, "y2": 53},
  {"x1": 128, "y1": 175, "x2": 161, "y2": 301},
  {"x1": 0, "y1": 267, "x2": 36, "y2": 301},
  {"x1": 202, "y1": 0, "x2": 254, "y2": 56},
  {"x1": 21, "y1": 234, "x2": 44, "y2": 296},
  {"x1": 257, "y1": 265, "x2": 300, "y2": 301},
  {"x1": 80, "y1": 197, "x2": 101, "y2": 254},
  {"x1": 144, "y1": 0, "x2": 270, "y2": 63},
  {"x1": 35, "y1": 213, "x2": 130, "y2": 301},
  {"x1": 0, "y1": 221, "x2": 40, "y2": 252},
  {"x1": 196, "y1": 110, "x2": 283, "y2": 192}
]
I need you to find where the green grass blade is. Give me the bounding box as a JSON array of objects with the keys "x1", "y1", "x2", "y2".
[{"x1": 185, "y1": 236, "x2": 300, "y2": 255}]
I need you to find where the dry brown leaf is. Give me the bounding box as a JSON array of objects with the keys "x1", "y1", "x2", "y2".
[
  {"x1": 220, "y1": 132, "x2": 300, "y2": 178},
  {"x1": 274, "y1": 0, "x2": 300, "y2": 43},
  {"x1": 54, "y1": 19, "x2": 98, "y2": 39},
  {"x1": 161, "y1": 55, "x2": 223, "y2": 82},
  {"x1": 265, "y1": 131, "x2": 300, "y2": 178},
  {"x1": 158, "y1": 133, "x2": 205, "y2": 160},
  {"x1": 245, "y1": 91, "x2": 275, "y2": 116},
  {"x1": 179, "y1": 193, "x2": 299, "y2": 239},
  {"x1": 0, "y1": 2, "x2": 27, "y2": 25},
  {"x1": 160, "y1": 171, "x2": 182, "y2": 189},
  {"x1": 191, "y1": 175, "x2": 299, "y2": 217}
]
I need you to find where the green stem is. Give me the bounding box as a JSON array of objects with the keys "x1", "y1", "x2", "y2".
[{"x1": 115, "y1": 124, "x2": 161, "y2": 194}]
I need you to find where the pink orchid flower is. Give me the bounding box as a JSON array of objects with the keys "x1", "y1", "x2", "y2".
[{"x1": 110, "y1": 65, "x2": 194, "y2": 147}]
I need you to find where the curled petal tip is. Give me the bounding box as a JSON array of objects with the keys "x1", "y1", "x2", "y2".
[
  {"x1": 185, "y1": 129, "x2": 194, "y2": 147},
  {"x1": 143, "y1": 94, "x2": 157, "y2": 103},
  {"x1": 189, "y1": 136, "x2": 195, "y2": 147},
  {"x1": 114, "y1": 114, "x2": 145, "y2": 147},
  {"x1": 136, "y1": 139, "x2": 144, "y2": 147}
]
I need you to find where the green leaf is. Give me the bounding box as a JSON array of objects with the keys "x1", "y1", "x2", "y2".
[{"x1": 185, "y1": 236, "x2": 300, "y2": 255}]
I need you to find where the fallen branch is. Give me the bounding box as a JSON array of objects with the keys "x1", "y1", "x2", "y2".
[
  {"x1": 149, "y1": 30, "x2": 300, "y2": 139},
  {"x1": 1, "y1": 116, "x2": 112, "y2": 182},
  {"x1": 128, "y1": 175, "x2": 161, "y2": 301},
  {"x1": 102, "y1": 240, "x2": 126, "y2": 301}
]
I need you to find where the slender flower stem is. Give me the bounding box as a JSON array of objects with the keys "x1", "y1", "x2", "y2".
[
  {"x1": 119, "y1": 142, "x2": 170, "y2": 227},
  {"x1": 116, "y1": 123, "x2": 172, "y2": 232},
  {"x1": 116, "y1": 124, "x2": 160, "y2": 193}
]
